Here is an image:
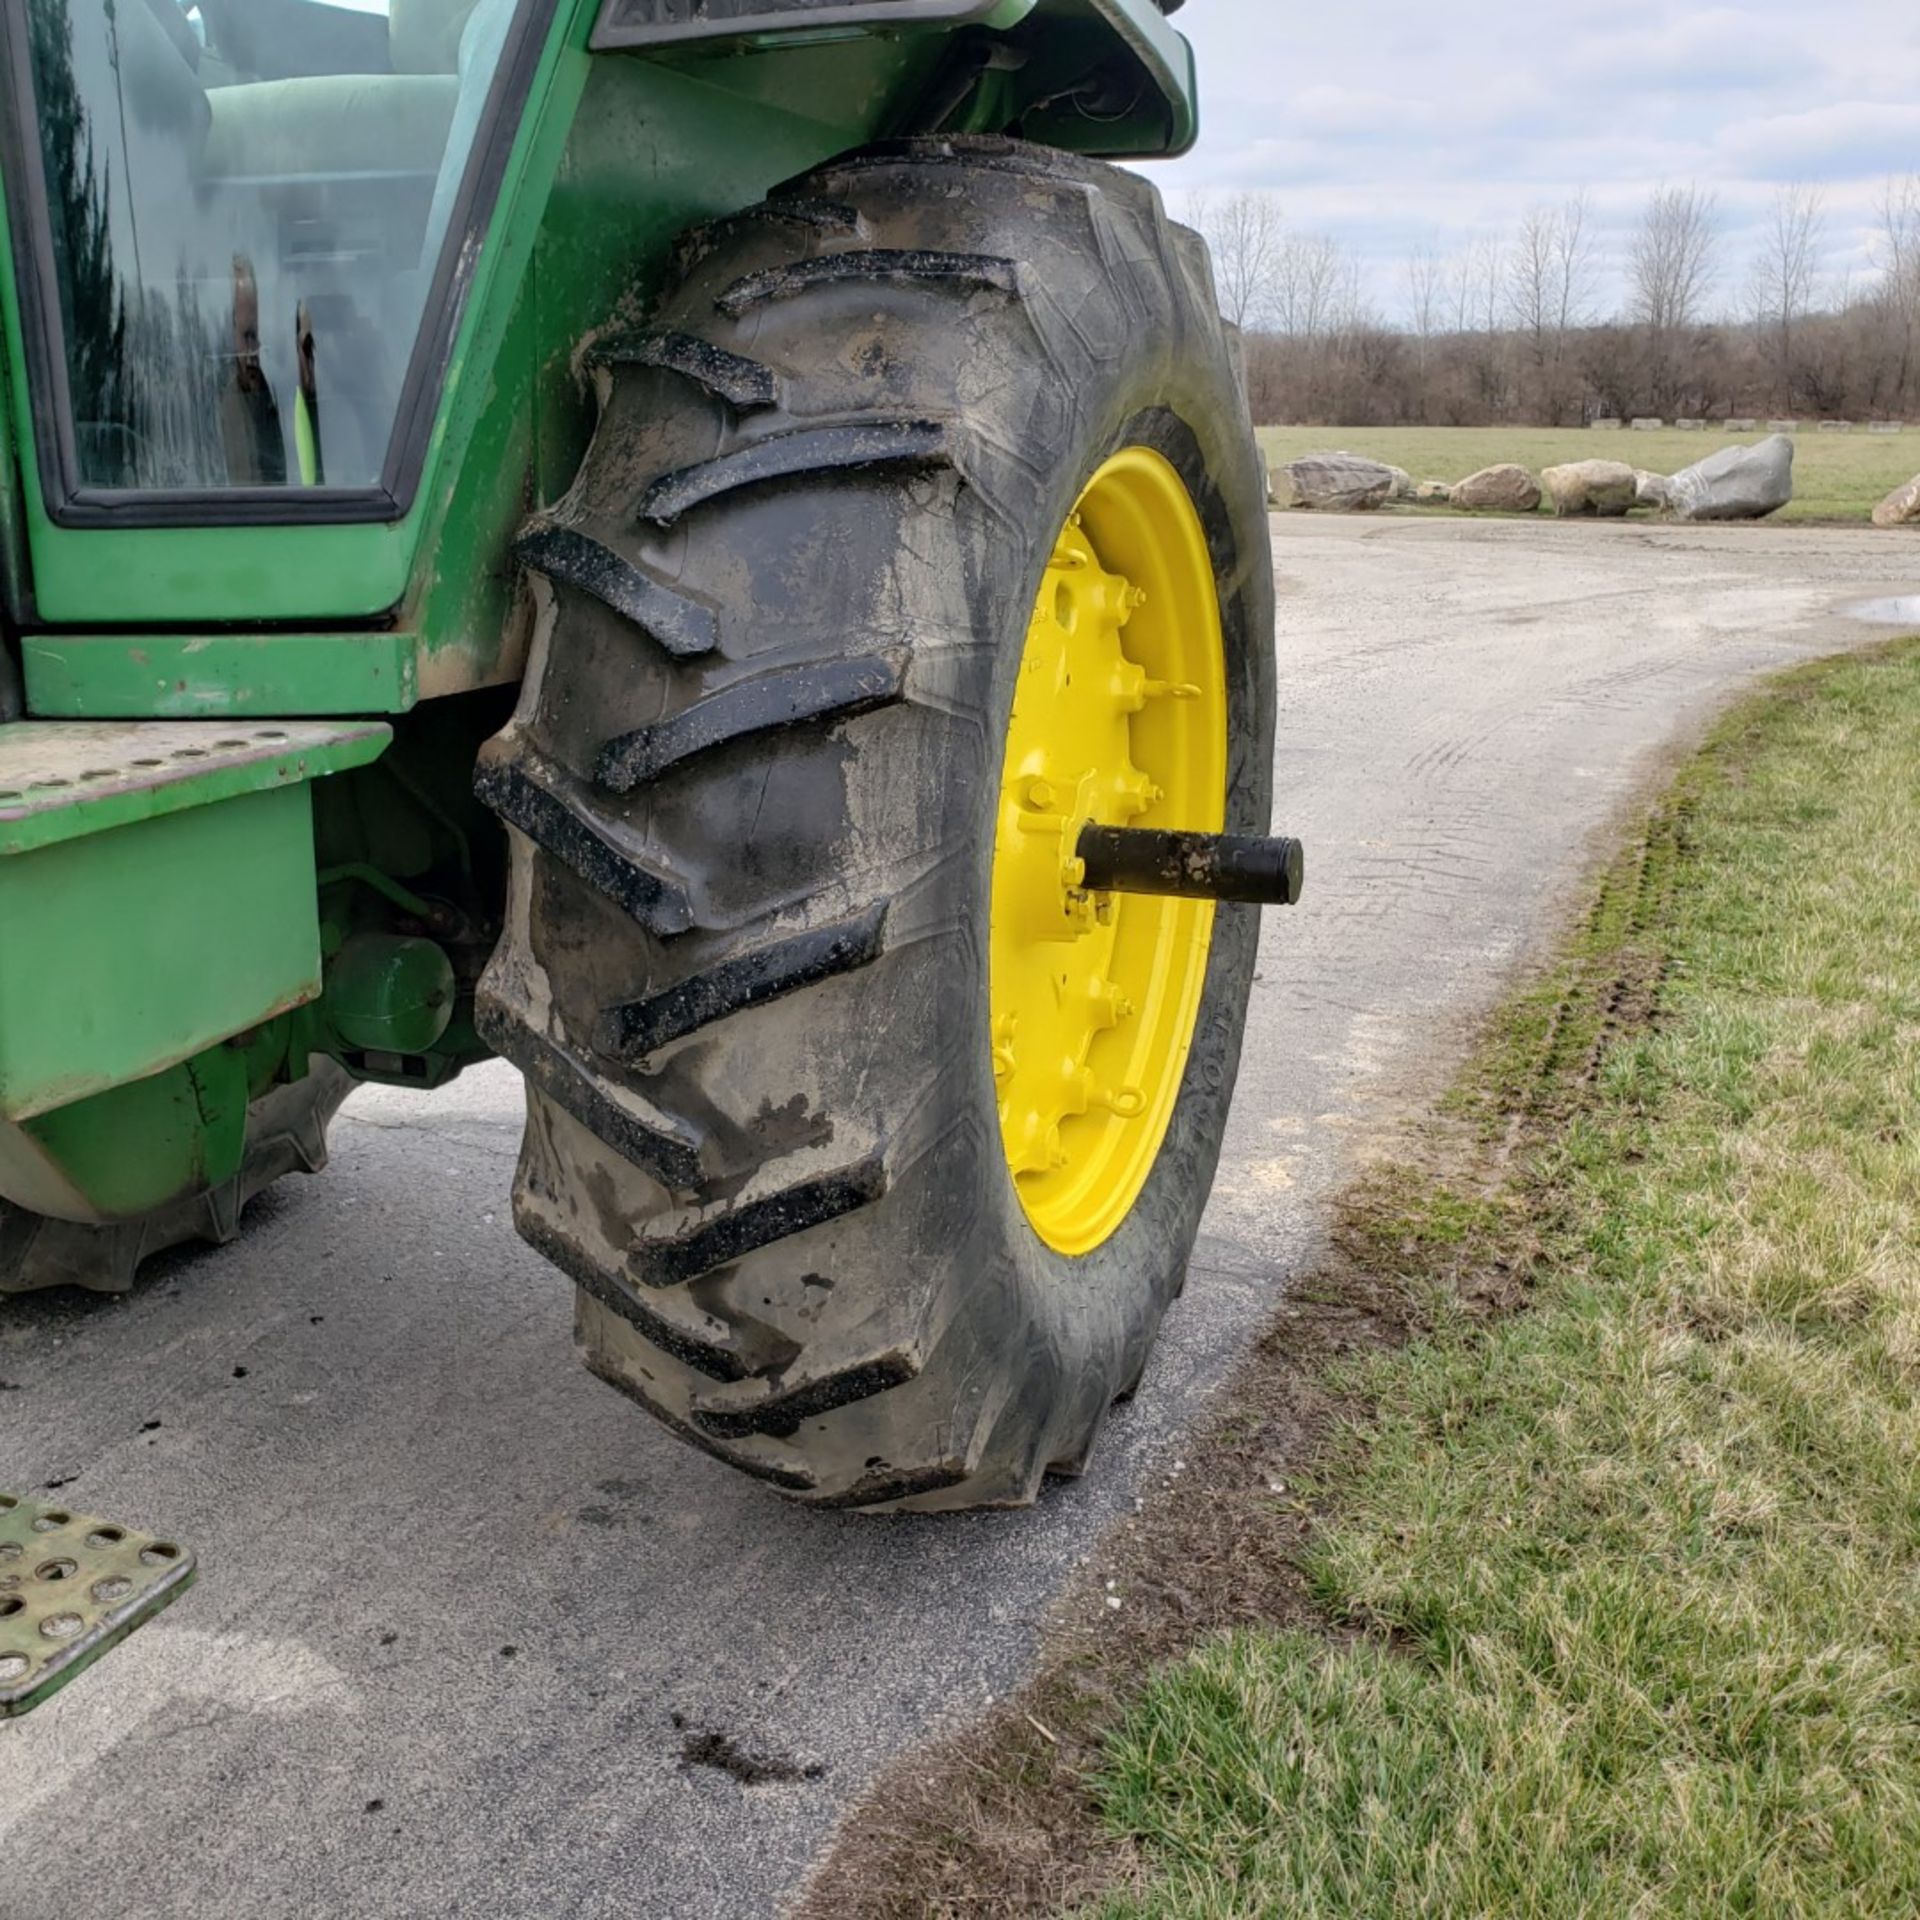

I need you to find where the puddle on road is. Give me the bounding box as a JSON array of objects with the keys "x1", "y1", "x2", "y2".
[{"x1": 1847, "y1": 595, "x2": 1920, "y2": 625}]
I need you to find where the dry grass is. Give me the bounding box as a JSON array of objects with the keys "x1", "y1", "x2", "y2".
[{"x1": 800, "y1": 637, "x2": 1920, "y2": 1918}]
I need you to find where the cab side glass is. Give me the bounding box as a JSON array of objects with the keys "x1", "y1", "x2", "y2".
[{"x1": 22, "y1": 0, "x2": 524, "y2": 495}]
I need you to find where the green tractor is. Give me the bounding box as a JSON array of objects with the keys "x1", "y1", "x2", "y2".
[{"x1": 0, "y1": 0, "x2": 1296, "y2": 1598}]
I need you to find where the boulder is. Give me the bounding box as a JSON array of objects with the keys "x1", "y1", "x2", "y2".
[
  {"x1": 1385, "y1": 465, "x2": 1417, "y2": 502},
  {"x1": 1267, "y1": 462, "x2": 1299, "y2": 509},
  {"x1": 1767, "y1": 420, "x2": 1799, "y2": 433},
  {"x1": 1589, "y1": 418, "x2": 1624, "y2": 430},
  {"x1": 1541, "y1": 459, "x2": 1639, "y2": 517},
  {"x1": 1725, "y1": 419, "x2": 1758, "y2": 434},
  {"x1": 1279, "y1": 451, "x2": 1396, "y2": 512},
  {"x1": 1818, "y1": 420, "x2": 1852, "y2": 432},
  {"x1": 1450, "y1": 463, "x2": 1541, "y2": 513},
  {"x1": 1872, "y1": 474, "x2": 1920, "y2": 527},
  {"x1": 1634, "y1": 469, "x2": 1673, "y2": 511},
  {"x1": 1674, "y1": 417, "x2": 1705, "y2": 431},
  {"x1": 1665, "y1": 432, "x2": 1794, "y2": 522},
  {"x1": 1631, "y1": 417, "x2": 1663, "y2": 431},
  {"x1": 1869, "y1": 421, "x2": 1905, "y2": 435},
  {"x1": 1414, "y1": 480, "x2": 1454, "y2": 506}
]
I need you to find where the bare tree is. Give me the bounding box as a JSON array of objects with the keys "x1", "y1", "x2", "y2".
[
  {"x1": 1475, "y1": 234, "x2": 1506, "y2": 336},
  {"x1": 1630, "y1": 185, "x2": 1719, "y2": 334},
  {"x1": 1504, "y1": 194, "x2": 1596, "y2": 422},
  {"x1": 1447, "y1": 245, "x2": 1475, "y2": 335},
  {"x1": 1188, "y1": 190, "x2": 1285, "y2": 331},
  {"x1": 1873, "y1": 174, "x2": 1920, "y2": 411},
  {"x1": 1630, "y1": 184, "x2": 1719, "y2": 409},
  {"x1": 1507, "y1": 206, "x2": 1558, "y2": 344},
  {"x1": 1551, "y1": 190, "x2": 1597, "y2": 338},
  {"x1": 1273, "y1": 231, "x2": 1351, "y2": 343},
  {"x1": 1745, "y1": 184, "x2": 1825, "y2": 408},
  {"x1": 1508, "y1": 207, "x2": 1560, "y2": 418},
  {"x1": 1404, "y1": 244, "x2": 1443, "y2": 353},
  {"x1": 1454, "y1": 234, "x2": 1507, "y2": 409}
]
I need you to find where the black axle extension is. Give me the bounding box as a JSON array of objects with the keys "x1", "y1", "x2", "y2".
[{"x1": 1076, "y1": 826, "x2": 1306, "y2": 909}]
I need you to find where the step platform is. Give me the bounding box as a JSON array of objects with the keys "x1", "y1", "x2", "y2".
[
  {"x1": 0, "y1": 717, "x2": 388, "y2": 1122},
  {"x1": 0, "y1": 1491, "x2": 195, "y2": 1717}
]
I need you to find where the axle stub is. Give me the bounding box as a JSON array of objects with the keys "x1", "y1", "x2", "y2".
[{"x1": 1076, "y1": 825, "x2": 1305, "y2": 908}]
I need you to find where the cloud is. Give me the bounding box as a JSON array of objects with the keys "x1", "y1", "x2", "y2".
[
  {"x1": 1567, "y1": 9, "x2": 1818, "y2": 94},
  {"x1": 1715, "y1": 104, "x2": 1920, "y2": 182},
  {"x1": 1282, "y1": 85, "x2": 1439, "y2": 139},
  {"x1": 1150, "y1": 0, "x2": 1920, "y2": 313}
]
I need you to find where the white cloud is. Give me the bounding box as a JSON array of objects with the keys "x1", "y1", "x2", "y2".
[
  {"x1": 1566, "y1": 9, "x2": 1816, "y2": 94},
  {"x1": 1714, "y1": 103, "x2": 1920, "y2": 181},
  {"x1": 1148, "y1": 0, "x2": 1920, "y2": 314}
]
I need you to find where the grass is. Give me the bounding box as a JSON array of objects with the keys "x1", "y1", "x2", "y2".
[
  {"x1": 802, "y1": 637, "x2": 1920, "y2": 1912},
  {"x1": 1257, "y1": 425, "x2": 1918, "y2": 524},
  {"x1": 1089, "y1": 639, "x2": 1920, "y2": 1916},
  {"x1": 797, "y1": 639, "x2": 1920, "y2": 1919}
]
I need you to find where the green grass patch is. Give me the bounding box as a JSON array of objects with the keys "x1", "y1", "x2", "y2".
[
  {"x1": 1091, "y1": 640, "x2": 1920, "y2": 1917},
  {"x1": 1257, "y1": 425, "x2": 1918, "y2": 524}
]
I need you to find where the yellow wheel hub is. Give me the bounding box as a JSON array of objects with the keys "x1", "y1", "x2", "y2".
[{"x1": 989, "y1": 447, "x2": 1228, "y2": 1257}]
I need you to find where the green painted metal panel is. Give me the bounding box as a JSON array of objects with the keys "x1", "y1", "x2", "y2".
[
  {"x1": 0, "y1": 719, "x2": 390, "y2": 1117},
  {"x1": 14, "y1": 1047, "x2": 248, "y2": 1218},
  {"x1": 0, "y1": 785, "x2": 321, "y2": 1119},
  {"x1": 21, "y1": 634, "x2": 419, "y2": 719}
]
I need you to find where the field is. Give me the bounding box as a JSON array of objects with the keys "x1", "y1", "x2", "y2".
[{"x1": 1258, "y1": 424, "x2": 1919, "y2": 524}]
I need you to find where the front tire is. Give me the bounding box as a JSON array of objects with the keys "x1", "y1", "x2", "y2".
[{"x1": 475, "y1": 137, "x2": 1275, "y2": 1510}]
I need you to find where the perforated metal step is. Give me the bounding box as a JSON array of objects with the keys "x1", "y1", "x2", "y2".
[
  {"x1": 0, "y1": 1492, "x2": 195, "y2": 1717},
  {"x1": 0, "y1": 718, "x2": 389, "y2": 857}
]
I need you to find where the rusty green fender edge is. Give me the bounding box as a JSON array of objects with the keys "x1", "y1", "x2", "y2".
[{"x1": 20, "y1": 633, "x2": 418, "y2": 719}]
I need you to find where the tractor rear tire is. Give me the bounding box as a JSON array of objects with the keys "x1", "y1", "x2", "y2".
[
  {"x1": 475, "y1": 136, "x2": 1275, "y2": 1511},
  {"x1": 0, "y1": 1060, "x2": 354, "y2": 1295}
]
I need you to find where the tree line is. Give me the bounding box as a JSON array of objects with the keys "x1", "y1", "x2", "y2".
[{"x1": 1193, "y1": 179, "x2": 1920, "y2": 428}]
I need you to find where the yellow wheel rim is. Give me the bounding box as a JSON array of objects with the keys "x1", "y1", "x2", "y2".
[{"x1": 989, "y1": 447, "x2": 1228, "y2": 1257}]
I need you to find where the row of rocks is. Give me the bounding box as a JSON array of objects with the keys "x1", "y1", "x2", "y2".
[
  {"x1": 1528, "y1": 439, "x2": 1796, "y2": 520},
  {"x1": 1270, "y1": 437, "x2": 1799, "y2": 521}
]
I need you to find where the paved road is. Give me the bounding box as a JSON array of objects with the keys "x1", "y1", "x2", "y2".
[{"x1": 4, "y1": 519, "x2": 1913, "y2": 1918}]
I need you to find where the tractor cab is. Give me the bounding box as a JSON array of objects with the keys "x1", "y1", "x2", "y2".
[{"x1": 8, "y1": 0, "x2": 530, "y2": 502}]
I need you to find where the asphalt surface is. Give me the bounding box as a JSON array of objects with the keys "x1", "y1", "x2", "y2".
[{"x1": 4, "y1": 518, "x2": 1915, "y2": 1918}]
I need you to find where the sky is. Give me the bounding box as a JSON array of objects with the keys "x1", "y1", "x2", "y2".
[{"x1": 1153, "y1": 0, "x2": 1920, "y2": 322}]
